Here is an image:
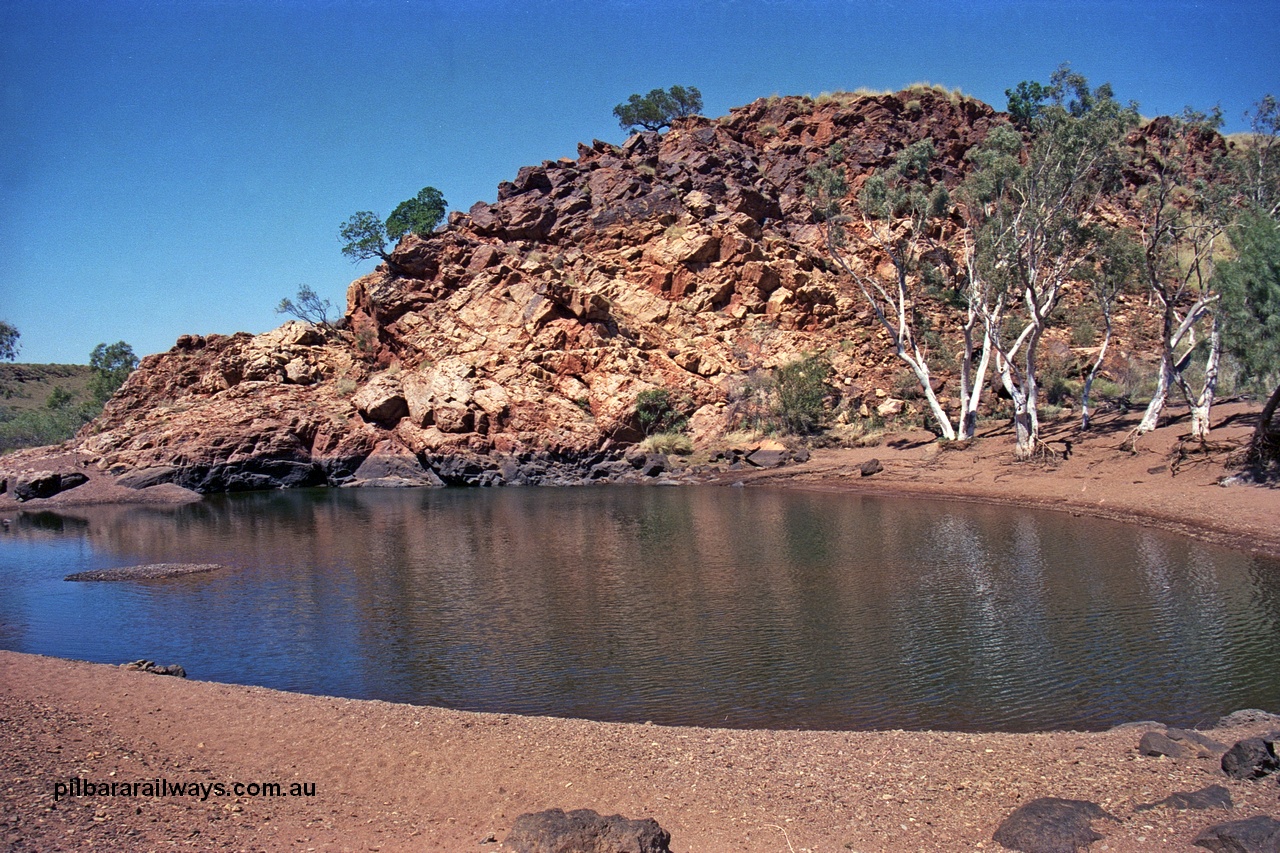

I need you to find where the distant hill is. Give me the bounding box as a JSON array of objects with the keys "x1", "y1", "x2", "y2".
[
  {"x1": 0, "y1": 364, "x2": 93, "y2": 412},
  {"x1": 0, "y1": 364, "x2": 96, "y2": 452}
]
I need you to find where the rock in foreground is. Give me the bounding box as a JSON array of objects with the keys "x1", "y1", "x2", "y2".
[
  {"x1": 992, "y1": 797, "x2": 1117, "y2": 853},
  {"x1": 503, "y1": 807, "x2": 672, "y2": 853}
]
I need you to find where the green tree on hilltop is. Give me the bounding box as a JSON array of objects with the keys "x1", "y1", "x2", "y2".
[
  {"x1": 340, "y1": 186, "x2": 448, "y2": 264},
  {"x1": 614, "y1": 86, "x2": 703, "y2": 133},
  {"x1": 386, "y1": 186, "x2": 447, "y2": 242}
]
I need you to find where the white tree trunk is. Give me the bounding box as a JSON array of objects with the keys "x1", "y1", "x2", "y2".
[
  {"x1": 956, "y1": 311, "x2": 992, "y2": 441},
  {"x1": 898, "y1": 350, "x2": 957, "y2": 441},
  {"x1": 1137, "y1": 352, "x2": 1172, "y2": 434},
  {"x1": 1179, "y1": 318, "x2": 1221, "y2": 442},
  {"x1": 1081, "y1": 309, "x2": 1112, "y2": 431}
]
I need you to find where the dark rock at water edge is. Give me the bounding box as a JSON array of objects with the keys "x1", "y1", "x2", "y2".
[
  {"x1": 860, "y1": 458, "x2": 884, "y2": 476},
  {"x1": 992, "y1": 797, "x2": 1118, "y2": 853},
  {"x1": 1168, "y1": 727, "x2": 1230, "y2": 755},
  {"x1": 1136, "y1": 784, "x2": 1233, "y2": 811},
  {"x1": 116, "y1": 459, "x2": 328, "y2": 493},
  {"x1": 1139, "y1": 727, "x2": 1228, "y2": 759},
  {"x1": 121, "y1": 660, "x2": 187, "y2": 678},
  {"x1": 640, "y1": 454, "x2": 668, "y2": 477},
  {"x1": 343, "y1": 444, "x2": 444, "y2": 488},
  {"x1": 1193, "y1": 816, "x2": 1280, "y2": 853},
  {"x1": 746, "y1": 446, "x2": 788, "y2": 468},
  {"x1": 1222, "y1": 736, "x2": 1280, "y2": 780},
  {"x1": 11, "y1": 470, "x2": 89, "y2": 501},
  {"x1": 503, "y1": 807, "x2": 672, "y2": 853},
  {"x1": 1141, "y1": 730, "x2": 1195, "y2": 759}
]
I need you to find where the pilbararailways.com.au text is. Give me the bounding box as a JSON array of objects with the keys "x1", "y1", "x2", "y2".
[{"x1": 53, "y1": 777, "x2": 316, "y2": 802}]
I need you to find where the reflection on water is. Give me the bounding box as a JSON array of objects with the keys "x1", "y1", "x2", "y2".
[{"x1": 1, "y1": 486, "x2": 1277, "y2": 731}]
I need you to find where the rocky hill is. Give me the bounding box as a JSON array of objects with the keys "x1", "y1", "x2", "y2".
[{"x1": 2, "y1": 88, "x2": 1182, "y2": 496}]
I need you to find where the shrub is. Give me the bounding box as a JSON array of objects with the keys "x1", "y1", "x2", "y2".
[
  {"x1": 276, "y1": 284, "x2": 336, "y2": 330},
  {"x1": 635, "y1": 388, "x2": 686, "y2": 435},
  {"x1": 773, "y1": 354, "x2": 832, "y2": 434},
  {"x1": 1070, "y1": 316, "x2": 1098, "y2": 347},
  {"x1": 723, "y1": 369, "x2": 776, "y2": 433}
]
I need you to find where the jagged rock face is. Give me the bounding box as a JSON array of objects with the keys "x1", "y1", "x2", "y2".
[{"x1": 78, "y1": 91, "x2": 1012, "y2": 491}]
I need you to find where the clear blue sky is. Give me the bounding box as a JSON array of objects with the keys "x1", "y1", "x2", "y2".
[{"x1": 2, "y1": 0, "x2": 1277, "y2": 364}]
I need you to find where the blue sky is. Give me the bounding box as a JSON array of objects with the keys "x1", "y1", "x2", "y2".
[{"x1": 2, "y1": 0, "x2": 1277, "y2": 364}]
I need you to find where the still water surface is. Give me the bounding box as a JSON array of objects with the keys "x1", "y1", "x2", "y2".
[{"x1": 2, "y1": 486, "x2": 1277, "y2": 731}]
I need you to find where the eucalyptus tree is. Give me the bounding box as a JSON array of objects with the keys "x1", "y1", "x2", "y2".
[
  {"x1": 1131, "y1": 110, "x2": 1237, "y2": 440},
  {"x1": 807, "y1": 140, "x2": 988, "y2": 440},
  {"x1": 962, "y1": 67, "x2": 1138, "y2": 459},
  {"x1": 1216, "y1": 96, "x2": 1280, "y2": 477},
  {"x1": 1078, "y1": 227, "x2": 1142, "y2": 430},
  {"x1": 1217, "y1": 212, "x2": 1280, "y2": 478}
]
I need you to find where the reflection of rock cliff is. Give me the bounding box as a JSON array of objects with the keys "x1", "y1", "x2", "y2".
[{"x1": 38, "y1": 88, "x2": 1168, "y2": 493}]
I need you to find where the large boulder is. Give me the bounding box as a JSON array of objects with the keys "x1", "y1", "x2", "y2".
[
  {"x1": 354, "y1": 375, "x2": 408, "y2": 426},
  {"x1": 345, "y1": 443, "x2": 443, "y2": 488},
  {"x1": 11, "y1": 470, "x2": 89, "y2": 501},
  {"x1": 1193, "y1": 816, "x2": 1280, "y2": 852},
  {"x1": 991, "y1": 798, "x2": 1117, "y2": 853},
  {"x1": 1222, "y1": 735, "x2": 1280, "y2": 779}
]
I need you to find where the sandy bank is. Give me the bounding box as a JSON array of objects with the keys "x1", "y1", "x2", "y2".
[{"x1": 3, "y1": 652, "x2": 1279, "y2": 852}]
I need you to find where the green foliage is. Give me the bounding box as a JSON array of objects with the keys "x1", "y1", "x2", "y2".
[
  {"x1": 339, "y1": 211, "x2": 389, "y2": 263},
  {"x1": 0, "y1": 321, "x2": 18, "y2": 362},
  {"x1": 0, "y1": 406, "x2": 92, "y2": 452},
  {"x1": 773, "y1": 355, "x2": 832, "y2": 435},
  {"x1": 634, "y1": 388, "x2": 686, "y2": 435},
  {"x1": 88, "y1": 341, "x2": 138, "y2": 404},
  {"x1": 723, "y1": 369, "x2": 777, "y2": 433},
  {"x1": 613, "y1": 85, "x2": 703, "y2": 133},
  {"x1": 803, "y1": 161, "x2": 849, "y2": 228},
  {"x1": 1005, "y1": 79, "x2": 1050, "y2": 128},
  {"x1": 385, "y1": 186, "x2": 447, "y2": 241},
  {"x1": 46, "y1": 386, "x2": 75, "y2": 409},
  {"x1": 859, "y1": 138, "x2": 950, "y2": 225},
  {"x1": 1217, "y1": 213, "x2": 1280, "y2": 387},
  {"x1": 1239, "y1": 94, "x2": 1280, "y2": 218},
  {"x1": 276, "y1": 285, "x2": 335, "y2": 329},
  {"x1": 341, "y1": 187, "x2": 448, "y2": 264}
]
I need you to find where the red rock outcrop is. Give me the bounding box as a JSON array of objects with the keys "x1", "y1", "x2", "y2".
[{"x1": 17, "y1": 88, "x2": 1168, "y2": 493}]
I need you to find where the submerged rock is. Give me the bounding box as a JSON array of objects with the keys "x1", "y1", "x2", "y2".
[{"x1": 66, "y1": 563, "x2": 226, "y2": 582}]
